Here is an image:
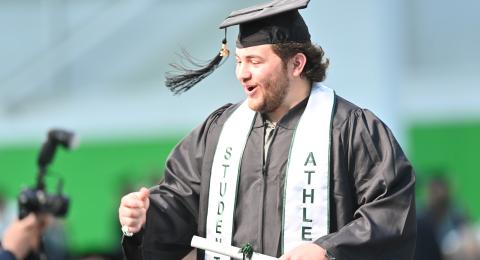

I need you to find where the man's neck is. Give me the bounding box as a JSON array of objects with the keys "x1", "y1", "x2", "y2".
[{"x1": 266, "y1": 80, "x2": 311, "y2": 122}]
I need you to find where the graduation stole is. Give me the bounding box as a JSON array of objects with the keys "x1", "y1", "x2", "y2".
[{"x1": 205, "y1": 84, "x2": 335, "y2": 259}]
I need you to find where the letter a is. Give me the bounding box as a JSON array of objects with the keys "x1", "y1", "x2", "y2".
[{"x1": 304, "y1": 152, "x2": 317, "y2": 166}]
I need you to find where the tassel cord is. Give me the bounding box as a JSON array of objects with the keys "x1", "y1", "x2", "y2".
[{"x1": 165, "y1": 29, "x2": 229, "y2": 95}]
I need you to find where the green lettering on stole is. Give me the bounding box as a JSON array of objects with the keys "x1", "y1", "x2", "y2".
[
  {"x1": 219, "y1": 182, "x2": 227, "y2": 196},
  {"x1": 303, "y1": 189, "x2": 315, "y2": 203},
  {"x1": 303, "y1": 207, "x2": 312, "y2": 222},
  {"x1": 302, "y1": 226, "x2": 313, "y2": 241},
  {"x1": 304, "y1": 170, "x2": 314, "y2": 184},
  {"x1": 222, "y1": 164, "x2": 229, "y2": 178},
  {"x1": 224, "y1": 147, "x2": 232, "y2": 160},
  {"x1": 216, "y1": 219, "x2": 223, "y2": 233},
  {"x1": 304, "y1": 152, "x2": 317, "y2": 166},
  {"x1": 217, "y1": 201, "x2": 224, "y2": 215}
]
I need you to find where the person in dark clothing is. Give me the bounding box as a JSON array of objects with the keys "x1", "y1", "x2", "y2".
[
  {"x1": 415, "y1": 175, "x2": 468, "y2": 260},
  {"x1": 118, "y1": 0, "x2": 416, "y2": 259}
]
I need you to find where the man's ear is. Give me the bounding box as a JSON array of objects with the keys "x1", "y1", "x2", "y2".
[{"x1": 290, "y1": 53, "x2": 307, "y2": 77}]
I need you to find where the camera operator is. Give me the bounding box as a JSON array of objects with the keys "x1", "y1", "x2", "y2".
[
  {"x1": 0, "y1": 213, "x2": 48, "y2": 260},
  {"x1": 0, "y1": 129, "x2": 74, "y2": 260}
]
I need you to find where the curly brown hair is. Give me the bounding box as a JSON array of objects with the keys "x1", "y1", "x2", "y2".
[{"x1": 271, "y1": 42, "x2": 330, "y2": 83}]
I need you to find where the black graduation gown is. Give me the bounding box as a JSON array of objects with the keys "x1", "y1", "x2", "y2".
[{"x1": 122, "y1": 95, "x2": 416, "y2": 260}]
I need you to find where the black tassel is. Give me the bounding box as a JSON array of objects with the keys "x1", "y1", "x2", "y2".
[{"x1": 165, "y1": 37, "x2": 229, "y2": 95}]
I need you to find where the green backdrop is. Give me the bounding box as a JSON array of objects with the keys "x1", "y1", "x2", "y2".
[{"x1": 409, "y1": 120, "x2": 480, "y2": 221}]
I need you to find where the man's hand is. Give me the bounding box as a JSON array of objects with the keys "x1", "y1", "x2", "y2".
[
  {"x1": 280, "y1": 243, "x2": 328, "y2": 260},
  {"x1": 118, "y1": 187, "x2": 150, "y2": 235},
  {"x1": 2, "y1": 213, "x2": 43, "y2": 259}
]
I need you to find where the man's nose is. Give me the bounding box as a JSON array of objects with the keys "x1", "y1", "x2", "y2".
[{"x1": 237, "y1": 64, "x2": 251, "y2": 82}]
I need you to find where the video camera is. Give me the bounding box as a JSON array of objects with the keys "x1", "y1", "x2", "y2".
[{"x1": 18, "y1": 129, "x2": 78, "y2": 219}]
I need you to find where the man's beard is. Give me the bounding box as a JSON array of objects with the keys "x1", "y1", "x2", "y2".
[{"x1": 250, "y1": 71, "x2": 290, "y2": 115}]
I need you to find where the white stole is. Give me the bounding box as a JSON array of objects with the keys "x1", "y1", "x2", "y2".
[
  {"x1": 205, "y1": 101, "x2": 256, "y2": 260},
  {"x1": 282, "y1": 84, "x2": 334, "y2": 253}
]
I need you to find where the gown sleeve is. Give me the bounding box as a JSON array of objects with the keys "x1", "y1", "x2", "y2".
[
  {"x1": 315, "y1": 108, "x2": 416, "y2": 260},
  {"x1": 0, "y1": 250, "x2": 16, "y2": 260},
  {"x1": 122, "y1": 104, "x2": 233, "y2": 260}
]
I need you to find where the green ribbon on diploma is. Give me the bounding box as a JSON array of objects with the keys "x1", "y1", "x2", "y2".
[{"x1": 240, "y1": 243, "x2": 253, "y2": 260}]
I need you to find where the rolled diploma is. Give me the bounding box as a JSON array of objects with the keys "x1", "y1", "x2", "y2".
[{"x1": 191, "y1": 236, "x2": 278, "y2": 260}]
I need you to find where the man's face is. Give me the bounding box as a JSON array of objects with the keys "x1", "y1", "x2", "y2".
[{"x1": 235, "y1": 44, "x2": 290, "y2": 114}]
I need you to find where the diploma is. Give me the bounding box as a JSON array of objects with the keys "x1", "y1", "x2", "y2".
[{"x1": 191, "y1": 236, "x2": 278, "y2": 260}]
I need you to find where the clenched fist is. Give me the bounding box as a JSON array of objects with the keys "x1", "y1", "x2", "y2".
[{"x1": 118, "y1": 187, "x2": 150, "y2": 235}]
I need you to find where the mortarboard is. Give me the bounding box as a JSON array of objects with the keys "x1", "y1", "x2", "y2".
[
  {"x1": 165, "y1": 0, "x2": 311, "y2": 94},
  {"x1": 220, "y1": 0, "x2": 310, "y2": 48}
]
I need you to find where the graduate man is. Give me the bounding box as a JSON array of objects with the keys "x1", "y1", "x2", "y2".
[{"x1": 118, "y1": 0, "x2": 416, "y2": 259}]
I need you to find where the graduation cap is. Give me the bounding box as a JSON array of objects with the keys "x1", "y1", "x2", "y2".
[{"x1": 165, "y1": 0, "x2": 311, "y2": 94}]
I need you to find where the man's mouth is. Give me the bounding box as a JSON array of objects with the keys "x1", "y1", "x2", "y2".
[{"x1": 245, "y1": 84, "x2": 258, "y2": 94}]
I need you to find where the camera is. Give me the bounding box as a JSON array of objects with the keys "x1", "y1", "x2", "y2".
[{"x1": 18, "y1": 129, "x2": 78, "y2": 219}]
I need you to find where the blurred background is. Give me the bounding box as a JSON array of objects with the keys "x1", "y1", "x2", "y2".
[{"x1": 0, "y1": 0, "x2": 479, "y2": 259}]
